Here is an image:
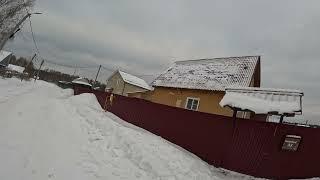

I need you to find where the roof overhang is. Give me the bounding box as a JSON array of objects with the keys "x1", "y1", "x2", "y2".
[
  {"x1": 220, "y1": 87, "x2": 304, "y2": 116},
  {"x1": 72, "y1": 77, "x2": 92, "y2": 87}
]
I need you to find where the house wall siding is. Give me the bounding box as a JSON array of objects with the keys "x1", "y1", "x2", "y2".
[
  {"x1": 106, "y1": 72, "x2": 125, "y2": 95},
  {"x1": 129, "y1": 61, "x2": 260, "y2": 116},
  {"x1": 106, "y1": 72, "x2": 148, "y2": 96},
  {"x1": 146, "y1": 87, "x2": 233, "y2": 116},
  {"x1": 122, "y1": 83, "x2": 147, "y2": 96}
]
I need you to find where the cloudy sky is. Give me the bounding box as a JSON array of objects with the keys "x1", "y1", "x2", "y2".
[{"x1": 4, "y1": 0, "x2": 320, "y2": 121}]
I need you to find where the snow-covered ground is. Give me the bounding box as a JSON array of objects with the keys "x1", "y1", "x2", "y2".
[{"x1": 0, "y1": 78, "x2": 262, "y2": 180}]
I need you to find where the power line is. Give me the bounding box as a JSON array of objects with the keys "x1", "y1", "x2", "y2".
[
  {"x1": 21, "y1": 9, "x2": 157, "y2": 79},
  {"x1": 28, "y1": 16, "x2": 41, "y2": 58},
  {"x1": 25, "y1": 14, "x2": 96, "y2": 69},
  {"x1": 100, "y1": 65, "x2": 115, "y2": 72},
  {"x1": 44, "y1": 59, "x2": 97, "y2": 69},
  {"x1": 139, "y1": 74, "x2": 158, "y2": 77},
  {"x1": 100, "y1": 64, "x2": 159, "y2": 78}
]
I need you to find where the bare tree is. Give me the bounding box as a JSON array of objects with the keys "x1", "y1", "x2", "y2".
[{"x1": 0, "y1": 0, "x2": 35, "y2": 48}]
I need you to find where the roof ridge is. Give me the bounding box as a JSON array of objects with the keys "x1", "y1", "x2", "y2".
[
  {"x1": 118, "y1": 69, "x2": 142, "y2": 78},
  {"x1": 152, "y1": 55, "x2": 259, "y2": 91},
  {"x1": 174, "y1": 55, "x2": 261, "y2": 64},
  {"x1": 118, "y1": 70, "x2": 152, "y2": 90}
]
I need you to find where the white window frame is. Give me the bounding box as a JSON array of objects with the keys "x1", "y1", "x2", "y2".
[{"x1": 185, "y1": 97, "x2": 200, "y2": 111}]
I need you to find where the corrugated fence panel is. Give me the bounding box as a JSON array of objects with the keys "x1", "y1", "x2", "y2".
[
  {"x1": 73, "y1": 85, "x2": 320, "y2": 179},
  {"x1": 108, "y1": 94, "x2": 234, "y2": 166},
  {"x1": 223, "y1": 120, "x2": 275, "y2": 177},
  {"x1": 257, "y1": 124, "x2": 320, "y2": 179}
]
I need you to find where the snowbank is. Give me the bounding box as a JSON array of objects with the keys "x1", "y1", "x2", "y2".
[
  {"x1": 0, "y1": 78, "x2": 261, "y2": 180},
  {"x1": 7, "y1": 64, "x2": 25, "y2": 73}
]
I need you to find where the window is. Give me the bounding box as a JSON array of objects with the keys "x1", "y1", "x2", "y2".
[
  {"x1": 185, "y1": 97, "x2": 200, "y2": 111},
  {"x1": 236, "y1": 111, "x2": 251, "y2": 119}
]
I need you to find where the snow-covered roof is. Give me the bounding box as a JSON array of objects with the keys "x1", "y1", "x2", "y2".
[
  {"x1": 0, "y1": 50, "x2": 12, "y2": 62},
  {"x1": 72, "y1": 77, "x2": 92, "y2": 87},
  {"x1": 220, "y1": 87, "x2": 304, "y2": 115},
  {"x1": 7, "y1": 64, "x2": 25, "y2": 73},
  {"x1": 58, "y1": 81, "x2": 72, "y2": 84},
  {"x1": 152, "y1": 56, "x2": 260, "y2": 91},
  {"x1": 118, "y1": 70, "x2": 152, "y2": 90}
]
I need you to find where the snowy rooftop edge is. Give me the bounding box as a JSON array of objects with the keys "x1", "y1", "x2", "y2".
[
  {"x1": 174, "y1": 55, "x2": 260, "y2": 64},
  {"x1": 0, "y1": 50, "x2": 12, "y2": 61},
  {"x1": 72, "y1": 77, "x2": 92, "y2": 87},
  {"x1": 225, "y1": 87, "x2": 303, "y2": 95},
  {"x1": 72, "y1": 80, "x2": 92, "y2": 87},
  {"x1": 152, "y1": 56, "x2": 259, "y2": 91},
  {"x1": 220, "y1": 88, "x2": 303, "y2": 115},
  {"x1": 7, "y1": 64, "x2": 25, "y2": 73},
  {"x1": 153, "y1": 84, "x2": 227, "y2": 91},
  {"x1": 118, "y1": 70, "x2": 152, "y2": 90}
]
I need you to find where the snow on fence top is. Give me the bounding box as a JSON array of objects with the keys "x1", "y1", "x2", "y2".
[
  {"x1": 7, "y1": 64, "x2": 25, "y2": 73},
  {"x1": 220, "y1": 87, "x2": 304, "y2": 115},
  {"x1": 72, "y1": 77, "x2": 92, "y2": 87},
  {"x1": 152, "y1": 56, "x2": 259, "y2": 91},
  {"x1": 0, "y1": 50, "x2": 12, "y2": 62},
  {"x1": 119, "y1": 70, "x2": 152, "y2": 90}
]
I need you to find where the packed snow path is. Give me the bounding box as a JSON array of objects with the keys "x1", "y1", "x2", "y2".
[{"x1": 0, "y1": 78, "x2": 259, "y2": 180}]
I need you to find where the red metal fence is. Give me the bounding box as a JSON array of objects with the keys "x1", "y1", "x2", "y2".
[{"x1": 74, "y1": 85, "x2": 320, "y2": 179}]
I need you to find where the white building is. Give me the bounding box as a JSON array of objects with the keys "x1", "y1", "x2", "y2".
[{"x1": 106, "y1": 70, "x2": 152, "y2": 96}]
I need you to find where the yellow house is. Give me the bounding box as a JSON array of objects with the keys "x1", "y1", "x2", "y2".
[
  {"x1": 106, "y1": 70, "x2": 152, "y2": 96},
  {"x1": 129, "y1": 56, "x2": 261, "y2": 117}
]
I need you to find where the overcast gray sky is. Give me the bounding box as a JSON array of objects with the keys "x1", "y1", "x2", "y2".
[{"x1": 4, "y1": 0, "x2": 320, "y2": 121}]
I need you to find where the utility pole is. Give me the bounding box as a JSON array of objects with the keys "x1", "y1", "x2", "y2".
[
  {"x1": 34, "y1": 60, "x2": 44, "y2": 82},
  {"x1": 21, "y1": 53, "x2": 36, "y2": 82},
  {"x1": 72, "y1": 64, "x2": 77, "y2": 76},
  {"x1": 0, "y1": 12, "x2": 42, "y2": 50},
  {"x1": 25, "y1": 53, "x2": 37, "y2": 71},
  {"x1": 94, "y1": 65, "x2": 102, "y2": 85}
]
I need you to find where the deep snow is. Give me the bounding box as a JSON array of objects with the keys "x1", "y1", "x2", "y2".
[
  {"x1": 0, "y1": 78, "x2": 263, "y2": 180},
  {"x1": 7, "y1": 64, "x2": 25, "y2": 73}
]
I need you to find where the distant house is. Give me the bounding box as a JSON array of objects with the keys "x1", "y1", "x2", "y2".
[
  {"x1": 58, "y1": 81, "x2": 73, "y2": 89},
  {"x1": 72, "y1": 77, "x2": 92, "y2": 95},
  {"x1": 7, "y1": 64, "x2": 25, "y2": 73},
  {"x1": 72, "y1": 77, "x2": 92, "y2": 88},
  {"x1": 106, "y1": 70, "x2": 152, "y2": 96},
  {"x1": 129, "y1": 56, "x2": 261, "y2": 117}
]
